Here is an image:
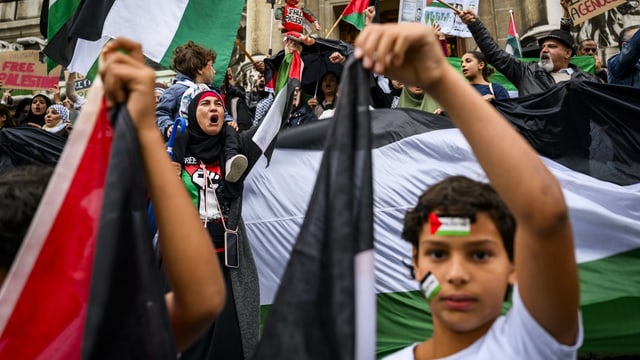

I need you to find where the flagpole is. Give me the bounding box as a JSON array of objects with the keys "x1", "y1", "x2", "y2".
[
  {"x1": 510, "y1": 9, "x2": 523, "y2": 58},
  {"x1": 436, "y1": 0, "x2": 462, "y2": 15},
  {"x1": 325, "y1": 14, "x2": 343, "y2": 37},
  {"x1": 268, "y1": 0, "x2": 275, "y2": 56},
  {"x1": 235, "y1": 39, "x2": 256, "y2": 65}
]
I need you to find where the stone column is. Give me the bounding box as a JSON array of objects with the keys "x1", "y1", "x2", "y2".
[{"x1": 247, "y1": 0, "x2": 282, "y2": 57}]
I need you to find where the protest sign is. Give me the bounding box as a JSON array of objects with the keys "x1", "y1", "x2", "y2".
[
  {"x1": 398, "y1": 0, "x2": 479, "y2": 38},
  {"x1": 567, "y1": 0, "x2": 625, "y2": 25},
  {"x1": 0, "y1": 51, "x2": 59, "y2": 90}
]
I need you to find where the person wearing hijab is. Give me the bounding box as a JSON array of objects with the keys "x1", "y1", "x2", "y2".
[
  {"x1": 170, "y1": 90, "x2": 260, "y2": 360},
  {"x1": 17, "y1": 94, "x2": 52, "y2": 128},
  {"x1": 397, "y1": 85, "x2": 441, "y2": 113},
  {"x1": 42, "y1": 104, "x2": 71, "y2": 138}
]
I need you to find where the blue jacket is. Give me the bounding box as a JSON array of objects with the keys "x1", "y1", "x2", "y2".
[
  {"x1": 155, "y1": 73, "x2": 195, "y2": 138},
  {"x1": 608, "y1": 29, "x2": 640, "y2": 88}
]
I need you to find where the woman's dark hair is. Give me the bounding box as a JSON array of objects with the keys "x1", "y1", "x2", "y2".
[
  {"x1": 467, "y1": 51, "x2": 495, "y2": 82},
  {"x1": 315, "y1": 71, "x2": 339, "y2": 102},
  {"x1": 402, "y1": 176, "x2": 515, "y2": 262},
  {"x1": 0, "y1": 104, "x2": 15, "y2": 128},
  {"x1": 14, "y1": 97, "x2": 32, "y2": 124}
]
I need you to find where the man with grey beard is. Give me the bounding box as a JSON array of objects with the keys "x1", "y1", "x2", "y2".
[{"x1": 460, "y1": 10, "x2": 598, "y2": 97}]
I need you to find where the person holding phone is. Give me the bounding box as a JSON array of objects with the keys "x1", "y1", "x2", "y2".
[{"x1": 168, "y1": 87, "x2": 263, "y2": 360}]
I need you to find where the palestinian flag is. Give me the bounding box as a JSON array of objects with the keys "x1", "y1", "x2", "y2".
[
  {"x1": 505, "y1": 10, "x2": 523, "y2": 58},
  {"x1": 341, "y1": 0, "x2": 371, "y2": 31},
  {"x1": 242, "y1": 80, "x2": 640, "y2": 356},
  {"x1": 0, "y1": 80, "x2": 111, "y2": 359},
  {"x1": 252, "y1": 50, "x2": 302, "y2": 164},
  {"x1": 43, "y1": 0, "x2": 243, "y2": 85},
  {"x1": 0, "y1": 79, "x2": 175, "y2": 358},
  {"x1": 253, "y1": 57, "x2": 376, "y2": 360},
  {"x1": 445, "y1": 56, "x2": 596, "y2": 94}
]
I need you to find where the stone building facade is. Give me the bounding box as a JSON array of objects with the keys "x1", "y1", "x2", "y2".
[
  {"x1": 0, "y1": 0, "x2": 45, "y2": 52},
  {"x1": 1, "y1": 0, "x2": 637, "y2": 73}
]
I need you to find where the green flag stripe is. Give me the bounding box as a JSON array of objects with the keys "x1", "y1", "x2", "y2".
[
  {"x1": 159, "y1": 0, "x2": 243, "y2": 87},
  {"x1": 260, "y1": 248, "x2": 640, "y2": 357},
  {"x1": 47, "y1": 0, "x2": 82, "y2": 41},
  {"x1": 446, "y1": 56, "x2": 596, "y2": 92},
  {"x1": 342, "y1": 13, "x2": 366, "y2": 31},
  {"x1": 375, "y1": 248, "x2": 640, "y2": 356}
]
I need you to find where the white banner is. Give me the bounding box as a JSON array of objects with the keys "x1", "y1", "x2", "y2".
[{"x1": 398, "y1": 0, "x2": 479, "y2": 38}]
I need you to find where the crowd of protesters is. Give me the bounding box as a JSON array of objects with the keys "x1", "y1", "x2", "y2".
[{"x1": 0, "y1": 1, "x2": 638, "y2": 359}]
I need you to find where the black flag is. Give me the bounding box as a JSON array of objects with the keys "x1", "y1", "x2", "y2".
[
  {"x1": 253, "y1": 58, "x2": 376, "y2": 359},
  {"x1": 81, "y1": 105, "x2": 176, "y2": 359}
]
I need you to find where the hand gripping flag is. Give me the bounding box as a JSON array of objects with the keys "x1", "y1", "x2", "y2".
[
  {"x1": 0, "y1": 78, "x2": 176, "y2": 358},
  {"x1": 253, "y1": 57, "x2": 376, "y2": 360}
]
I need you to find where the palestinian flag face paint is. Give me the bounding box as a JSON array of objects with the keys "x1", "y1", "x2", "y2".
[
  {"x1": 429, "y1": 213, "x2": 471, "y2": 236},
  {"x1": 420, "y1": 272, "x2": 441, "y2": 303}
]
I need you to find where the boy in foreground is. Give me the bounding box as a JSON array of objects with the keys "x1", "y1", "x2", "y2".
[{"x1": 354, "y1": 23, "x2": 582, "y2": 359}]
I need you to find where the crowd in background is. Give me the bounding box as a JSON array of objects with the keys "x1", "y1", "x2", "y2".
[{"x1": 0, "y1": 1, "x2": 638, "y2": 359}]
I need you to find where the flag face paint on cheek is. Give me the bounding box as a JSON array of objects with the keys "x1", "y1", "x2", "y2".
[
  {"x1": 429, "y1": 213, "x2": 471, "y2": 236},
  {"x1": 420, "y1": 271, "x2": 441, "y2": 303}
]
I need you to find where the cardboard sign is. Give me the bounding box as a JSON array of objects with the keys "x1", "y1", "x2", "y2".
[
  {"x1": 0, "y1": 51, "x2": 60, "y2": 90},
  {"x1": 568, "y1": 0, "x2": 625, "y2": 26},
  {"x1": 63, "y1": 71, "x2": 92, "y2": 98},
  {"x1": 398, "y1": 0, "x2": 479, "y2": 38}
]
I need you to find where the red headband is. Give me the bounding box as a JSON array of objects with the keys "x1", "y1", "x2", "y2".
[{"x1": 198, "y1": 91, "x2": 225, "y2": 110}]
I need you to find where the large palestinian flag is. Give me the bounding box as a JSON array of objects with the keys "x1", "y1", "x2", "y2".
[
  {"x1": 43, "y1": 0, "x2": 243, "y2": 85},
  {"x1": 254, "y1": 58, "x2": 376, "y2": 360},
  {"x1": 243, "y1": 80, "x2": 640, "y2": 357},
  {"x1": 0, "y1": 79, "x2": 176, "y2": 358}
]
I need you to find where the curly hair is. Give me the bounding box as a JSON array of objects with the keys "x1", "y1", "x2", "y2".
[
  {"x1": 170, "y1": 41, "x2": 217, "y2": 80},
  {"x1": 401, "y1": 176, "x2": 515, "y2": 262}
]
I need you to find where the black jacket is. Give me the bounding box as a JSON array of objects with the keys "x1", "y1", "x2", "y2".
[{"x1": 468, "y1": 20, "x2": 599, "y2": 96}]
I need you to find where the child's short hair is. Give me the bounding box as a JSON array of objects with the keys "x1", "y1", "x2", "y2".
[
  {"x1": 402, "y1": 176, "x2": 515, "y2": 261},
  {"x1": 170, "y1": 41, "x2": 217, "y2": 81}
]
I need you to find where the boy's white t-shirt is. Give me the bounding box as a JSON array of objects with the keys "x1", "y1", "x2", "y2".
[{"x1": 383, "y1": 286, "x2": 583, "y2": 360}]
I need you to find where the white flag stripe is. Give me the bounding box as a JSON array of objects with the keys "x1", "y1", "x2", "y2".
[
  {"x1": 68, "y1": 37, "x2": 108, "y2": 74},
  {"x1": 101, "y1": 0, "x2": 189, "y2": 62},
  {"x1": 68, "y1": 0, "x2": 189, "y2": 75},
  {"x1": 355, "y1": 249, "x2": 376, "y2": 360},
  {"x1": 244, "y1": 128, "x2": 640, "y2": 303},
  {"x1": 251, "y1": 87, "x2": 288, "y2": 153}
]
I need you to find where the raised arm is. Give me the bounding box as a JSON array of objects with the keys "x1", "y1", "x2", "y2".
[
  {"x1": 100, "y1": 38, "x2": 226, "y2": 351},
  {"x1": 355, "y1": 23, "x2": 579, "y2": 345},
  {"x1": 608, "y1": 29, "x2": 640, "y2": 79},
  {"x1": 560, "y1": 0, "x2": 573, "y2": 32},
  {"x1": 459, "y1": 10, "x2": 526, "y2": 88}
]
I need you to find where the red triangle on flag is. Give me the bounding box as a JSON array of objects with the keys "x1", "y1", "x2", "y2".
[{"x1": 429, "y1": 213, "x2": 441, "y2": 235}]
